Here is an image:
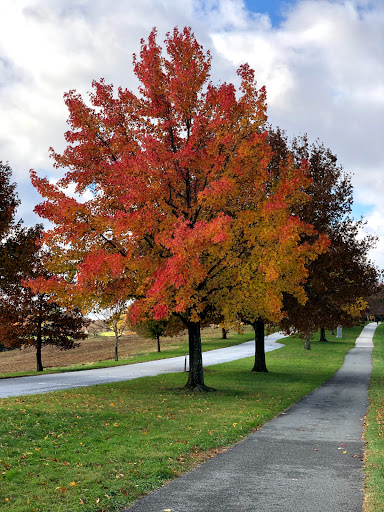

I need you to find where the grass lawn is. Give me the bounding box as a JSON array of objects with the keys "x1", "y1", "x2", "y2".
[
  {"x1": 364, "y1": 322, "x2": 384, "y2": 511},
  {"x1": 0, "y1": 326, "x2": 361, "y2": 512}
]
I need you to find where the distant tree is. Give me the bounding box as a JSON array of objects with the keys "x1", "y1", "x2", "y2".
[
  {"x1": 0, "y1": 161, "x2": 19, "y2": 240},
  {"x1": 270, "y1": 131, "x2": 379, "y2": 348},
  {"x1": 94, "y1": 304, "x2": 128, "y2": 361},
  {"x1": 0, "y1": 164, "x2": 88, "y2": 371},
  {"x1": 134, "y1": 318, "x2": 168, "y2": 352},
  {"x1": 0, "y1": 230, "x2": 89, "y2": 371},
  {"x1": 133, "y1": 314, "x2": 185, "y2": 352},
  {"x1": 366, "y1": 283, "x2": 384, "y2": 321},
  {"x1": 0, "y1": 285, "x2": 88, "y2": 372},
  {"x1": 87, "y1": 319, "x2": 107, "y2": 337}
]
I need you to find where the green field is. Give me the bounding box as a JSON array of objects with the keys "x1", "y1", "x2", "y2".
[{"x1": 0, "y1": 327, "x2": 362, "y2": 511}]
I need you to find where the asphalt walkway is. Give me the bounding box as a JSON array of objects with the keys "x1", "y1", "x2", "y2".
[
  {"x1": 123, "y1": 323, "x2": 376, "y2": 512},
  {"x1": 0, "y1": 332, "x2": 287, "y2": 398}
]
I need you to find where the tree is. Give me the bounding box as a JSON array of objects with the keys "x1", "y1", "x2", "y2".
[
  {"x1": 0, "y1": 226, "x2": 88, "y2": 371},
  {"x1": 134, "y1": 318, "x2": 168, "y2": 353},
  {"x1": 365, "y1": 282, "x2": 384, "y2": 321},
  {"x1": 31, "y1": 27, "x2": 326, "y2": 390},
  {"x1": 0, "y1": 161, "x2": 19, "y2": 239},
  {"x1": 270, "y1": 131, "x2": 379, "y2": 347},
  {"x1": 0, "y1": 161, "x2": 24, "y2": 294},
  {"x1": 132, "y1": 313, "x2": 185, "y2": 352},
  {"x1": 0, "y1": 163, "x2": 88, "y2": 371},
  {"x1": 0, "y1": 284, "x2": 88, "y2": 372},
  {"x1": 94, "y1": 304, "x2": 128, "y2": 361}
]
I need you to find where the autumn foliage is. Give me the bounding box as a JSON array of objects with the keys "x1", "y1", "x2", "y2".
[
  {"x1": 31, "y1": 27, "x2": 328, "y2": 389},
  {"x1": 270, "y1": 130, "x2": 379, "y2": 345}
]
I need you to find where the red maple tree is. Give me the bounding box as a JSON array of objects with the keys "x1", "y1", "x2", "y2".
[{"x1": 31, "y1": 28, "x2": 327, "y2": 389}]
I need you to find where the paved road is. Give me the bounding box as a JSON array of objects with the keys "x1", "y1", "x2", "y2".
[
  {"x1": 123, "y1": 323, "x2": 376, "y2": 512},
  {"x1": 0, "y1": 332, "x2": 287, "y2": 398}
]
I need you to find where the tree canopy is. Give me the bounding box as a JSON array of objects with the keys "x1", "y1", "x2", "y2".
[
  {"x1": 31, "y1": 28, "x2": 333, "y2": 389},
  {"x1": 269, "y1": 130, "x2": 379, "y2": 344},
  {"x1": 0, "y1": 163, "x2": 88, "y2": 371}
]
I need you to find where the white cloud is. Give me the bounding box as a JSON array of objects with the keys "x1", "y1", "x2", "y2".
[{"x1": 0, "y1": 0, "x2": 383, "y2": 268}]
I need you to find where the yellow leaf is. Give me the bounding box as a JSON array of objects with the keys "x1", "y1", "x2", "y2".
[
  {"x1": 27, "y1": 499, "x2": 30, "y2": 505},
  {"x1": 70, "y1": 481, "x2": 76, "y2": 486}
]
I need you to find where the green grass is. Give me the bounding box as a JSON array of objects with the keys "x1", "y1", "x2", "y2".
[
  {"x1": 0, "y1": 326, "x2": 361, "y2": 512},
  {"x1": 364, "y1": 322, "x2": 384, "y2": 511},
  {"x1": 0, "y1": 329, "x2": 256, "y2": 379}
]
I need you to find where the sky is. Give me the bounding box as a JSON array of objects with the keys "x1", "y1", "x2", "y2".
[{"x1": 0, "y1": 0, "x2": 383, "y2": 268}]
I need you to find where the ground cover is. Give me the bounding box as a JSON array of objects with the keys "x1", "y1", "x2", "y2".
[
  {"x1": 364, "y1": 323, "x2": 384, "y2": 511},
  {"x1": 0, "y1": 326, "x2": 361, "y2": 512},
  {"x1": 0, "y1": 326, "x2": 255, "y2": 378}
]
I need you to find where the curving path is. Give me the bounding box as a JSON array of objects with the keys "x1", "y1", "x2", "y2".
[
  {"x1": 123, "y1": 323, "x2": 376, "y2": 512},
  {"x1": 0, "y1": 332, "x2": 288, "y2": 398}
]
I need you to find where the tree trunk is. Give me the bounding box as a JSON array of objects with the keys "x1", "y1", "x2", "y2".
[
  {"x1": 319, "y1": 327, "x2": 328, "y2": 342},
  {"x1": 114, "y1": 329, "x2": 119, "y2": 361},
  {"x1": 252, "y1": 318, "x2": 268, "y2": 372},
  {"x1": 36, "y1": 333, "x2": 43, "y2": 372},
  {"x1": 304, "y1": 333, "x2": 311, "y2": 350},
  {"x1": 185, "y1": 321, "x2": 212, "y2": 391},
  {"x1": 157, "y1": 333, "x2": 161, "y2": 352},
  {"x1": 221, "y1": 327, "x2": 227, "y2": 339}
]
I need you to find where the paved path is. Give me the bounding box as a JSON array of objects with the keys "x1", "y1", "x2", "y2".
[
  {"x1": 0, "y1": 332, "x2": 287, "y2": 398},
  {"x1": 123, "y1": 323, "x2": 376, "y2": 512}
]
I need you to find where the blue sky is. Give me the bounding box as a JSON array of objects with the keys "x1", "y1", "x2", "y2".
[
  {"x1": 244, "y1": 0, "x2": 290, "y2": 25},
  {"x1": 0, "y1": 0, "x2": 383, "y2": 266}
]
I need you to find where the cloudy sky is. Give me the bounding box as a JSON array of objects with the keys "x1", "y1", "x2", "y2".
[{"x1": 0, "y1": 0, "x2": 383, "y2": 267}]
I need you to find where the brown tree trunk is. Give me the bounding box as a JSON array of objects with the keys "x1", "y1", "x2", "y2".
[
  {"x1": 252, "y1": 318, "x2": 268, "y2": 372},
  {"x1": 304, "y1": 333, "x2": 311, "y2": 350},
  {"x1": 36, "y1": 328, "x2": 43, "y2": 372},
  {"x1": 185, "y1": 321, "x2": 212, "y2": 391},
  {"x1": 221, "y1": 327, "x2": 227, "y2": 339},
  {"x1": 157, "y1": 333, "x2": 161, "y2": 352},
  {"x1": 319, "y1": 327, "x2": 328, "y2": 342},
  {"x1": 114, "y1": 329, "x2": 119, "y2": 361}
]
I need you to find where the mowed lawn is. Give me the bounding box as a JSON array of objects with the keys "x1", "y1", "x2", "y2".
[
  {"x1": 0, "y1": 326, "x2": 363, "y2": 512},
  {"x1": 364, "y1": 322, "x2": 384, "y2": 511}
]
